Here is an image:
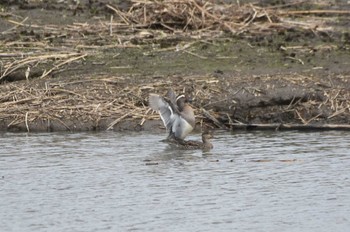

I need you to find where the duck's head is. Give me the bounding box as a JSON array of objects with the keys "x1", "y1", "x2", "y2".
[
  {"x1": 202, "y1": 131, "x2": 213, "y2": 141},
  {"x1": 176, "y1": 94, "x2": 192, "y2": 109}
]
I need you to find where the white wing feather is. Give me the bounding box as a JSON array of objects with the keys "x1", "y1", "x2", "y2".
[{"x1": 149, "y1": 94, "x2": 175, "y2": 131}]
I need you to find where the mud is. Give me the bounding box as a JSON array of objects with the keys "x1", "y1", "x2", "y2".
[{"x1": 0, "y1": 0, "x2": 349, "y2": 132}]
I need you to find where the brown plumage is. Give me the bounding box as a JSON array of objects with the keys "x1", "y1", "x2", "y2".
[{"x1": 166, "y1": 131, "x2": 213, "y2": 151}]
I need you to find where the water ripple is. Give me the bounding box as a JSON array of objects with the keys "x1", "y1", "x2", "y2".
[{"x1": 0, "y1": 131, "x2": 349, "y2": 232}]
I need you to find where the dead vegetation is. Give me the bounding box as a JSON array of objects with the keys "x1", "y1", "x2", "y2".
[
  {"x1": 1, "y1": 0, "x2": 349, "y2": 81},
  {"x1": 0, "y1": 72, "x2": 349, "y2": 132},
  {"x1": 0, "y1": 0, "x2": 350, "y2": 131}
]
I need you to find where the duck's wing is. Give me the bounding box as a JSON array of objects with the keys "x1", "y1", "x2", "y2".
[
  {"x1": 166, "y1": 88, "x2": 184, "y2": 113},
  {"x1": 166, "y1": 88, "x2": 177, "y2": 105},
  {"x1": 149, "y1": 94, "x2": 176, "y2": 131}
]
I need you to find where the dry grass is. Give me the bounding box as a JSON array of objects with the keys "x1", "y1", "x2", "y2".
[
  {"x1": 1, "y1": 0, "x2": 348, "y2": 80},
  {"x1": 0, "y1": 76, "x2": 145, "y2": 131},
  {"x1": 0, "y1": 72, "x2": 349, "y2": 131}
]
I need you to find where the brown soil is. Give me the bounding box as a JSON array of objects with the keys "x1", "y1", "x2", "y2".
[{"x1": 0, "y1": 0, "x2": 350, "y2": 132}]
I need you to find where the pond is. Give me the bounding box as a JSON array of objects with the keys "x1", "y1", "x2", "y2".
[{"x1": 0, "y1": 130, "x2": 349, "y2": 232}]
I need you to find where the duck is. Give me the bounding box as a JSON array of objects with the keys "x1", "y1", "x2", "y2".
[
  {"x1": 149, "y1": 89, "x2": 195, "y2": 140},
  {"x1": 167, "y1": 131, "x2": 214, "y2": 150}
]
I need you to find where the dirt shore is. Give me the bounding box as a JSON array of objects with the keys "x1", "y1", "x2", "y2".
[{"x1": 0, "y1": 0, "x2": 349, "y2": 132}]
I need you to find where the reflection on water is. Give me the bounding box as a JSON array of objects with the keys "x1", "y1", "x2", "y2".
[{"x1": 0, "y1": 131, "x2": 349, "y2": 232}]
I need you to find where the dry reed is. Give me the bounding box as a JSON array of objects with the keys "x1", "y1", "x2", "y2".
[{"x1": 0, "y1": 72, "x2": 348, "y2": 131}]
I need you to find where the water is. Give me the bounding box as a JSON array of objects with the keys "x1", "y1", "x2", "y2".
[{"x1": 0, "y1": 131, "x2": 349, "y2": 232}]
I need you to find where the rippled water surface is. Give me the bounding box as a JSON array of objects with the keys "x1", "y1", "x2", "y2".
[{"x1": 1, "y1": 131, "x2": 349, "y2": 232}]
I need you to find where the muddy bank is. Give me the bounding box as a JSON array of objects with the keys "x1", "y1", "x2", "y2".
[{"x1": 0, "y1": 0, "x2": 350, "y2": 132}]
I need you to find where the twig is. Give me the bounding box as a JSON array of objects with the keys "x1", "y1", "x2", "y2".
[
  {"x1": 1, "y1": 17, "x2": 28, "y2": 34},
  {"x1": 286, "y1": 56, "x2": 304, "y2": 65},
  {"x1": 106, "y1": 112, "x2": 131, "y2": 130},
  {"x1": 295, "y1": 110, "x2": 307, "y2": 124},
  {"x1": 0, "y1": 53, "x2": 86, "y2": 80},
  {"x1": 109, "y1": 15, "x2": 113, "y2": 36},
  {"x1": 278, "y1": 10, "x2": 350, "y2": 15},
  {"x1": 191, "y1": 0, "x2": 236, "y2": 33},
  {"x1": 53, "y1": 117, "x2": 72, "y2": 132},
  {"x1": 328, "y1": 108, "x2": 346, "y2": 119},
  {"x1": 201, "y1": 108, "x2": 228, "y2": 129},
  {"x1": 264, "y1": 1, "x2": 307, "y2": 9},
  {"x1": 139, "y1": 108, "x2": 152, "y2": 126},
  {"x1": 226, "y1": 113, "x2": 234, "y2": 125},
  {"x1": 183, "y1": 50, "x2": 207, "y2": 59},
  {"x1": 107, "y1": 4, "x2": 131, "y2": 25},
  {"x1": 231, "y1": 123, "x2": 350, "y2": 131},
  {"x1": 40, "y1": 53, "x2": 87, "y2": 79},
  {"x1": 305, "y1": 113, "x2": 322, "y2": 124}
]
